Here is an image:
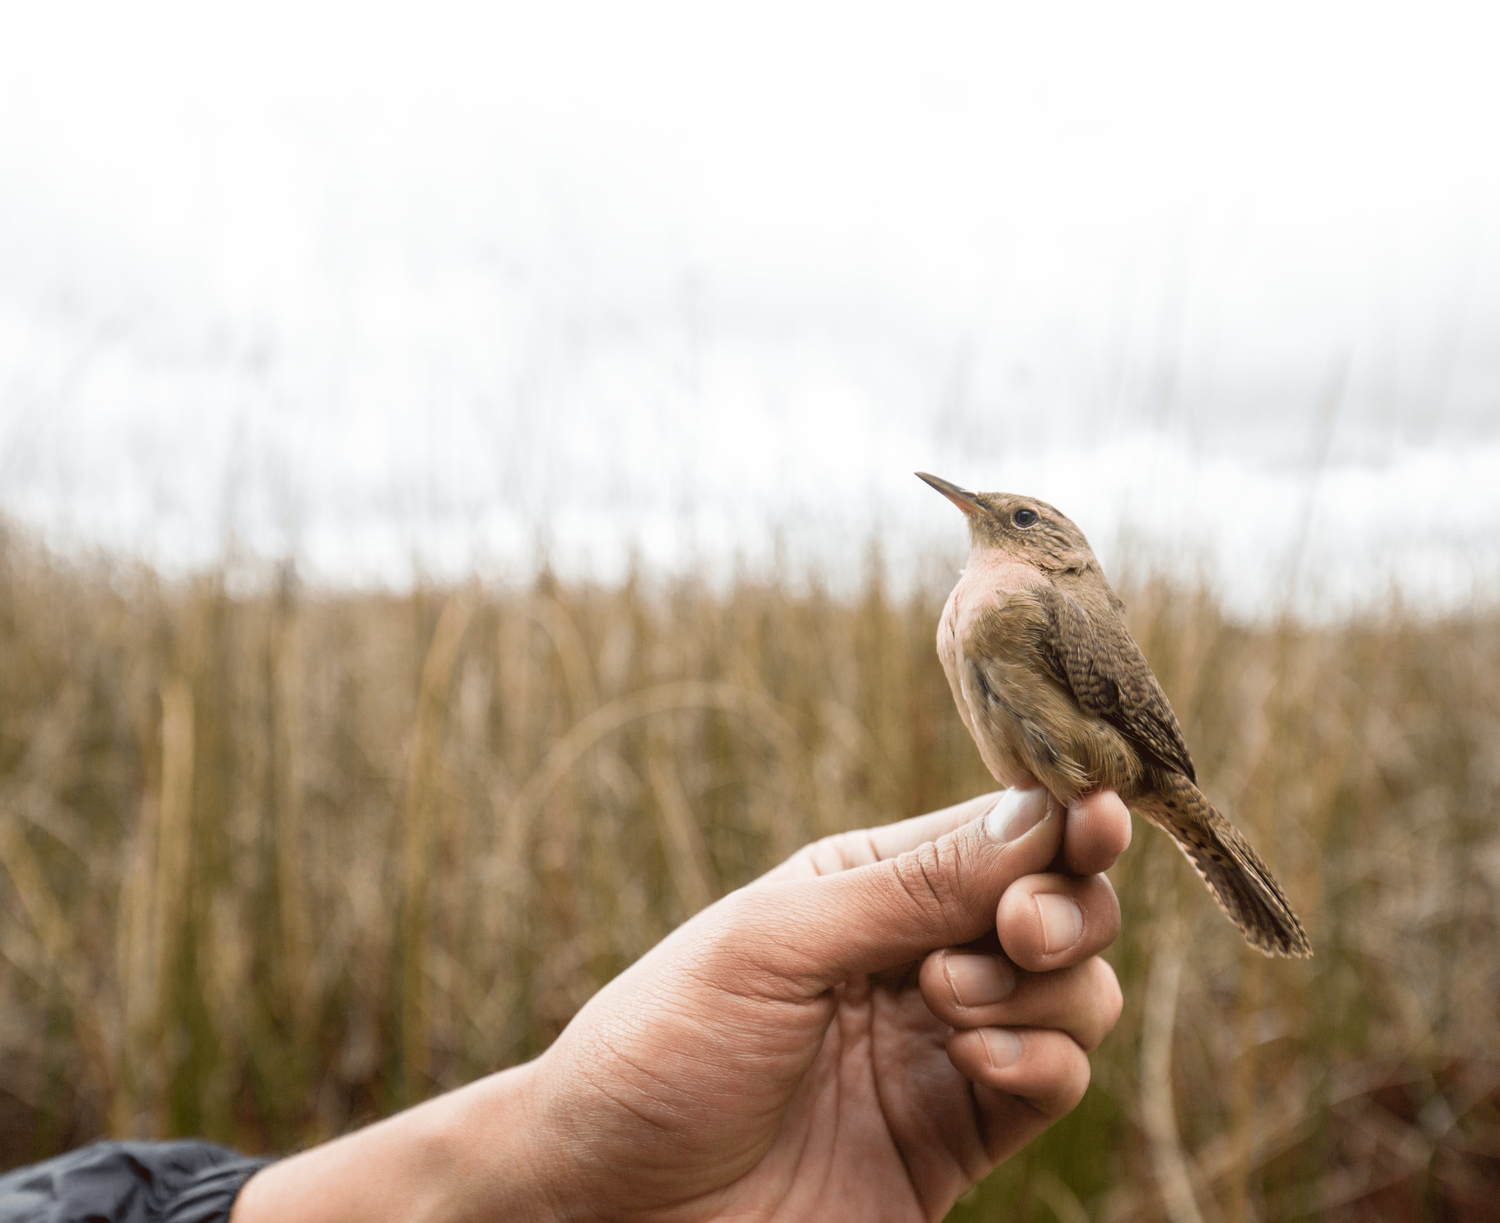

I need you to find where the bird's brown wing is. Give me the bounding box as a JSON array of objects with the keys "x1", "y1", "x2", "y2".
[{"x1": 1037, "y1": 584, "x2": 1197, "y2": 782}]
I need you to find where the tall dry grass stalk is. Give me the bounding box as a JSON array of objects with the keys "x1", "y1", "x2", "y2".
[{"x1": 1, "y1": 522, "x2": 1498, "y2": 1219}]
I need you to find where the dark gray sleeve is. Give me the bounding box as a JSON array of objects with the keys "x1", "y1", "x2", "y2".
[{"x1": 0, "y1": 1140, "x2": 272, "y2": 1223}]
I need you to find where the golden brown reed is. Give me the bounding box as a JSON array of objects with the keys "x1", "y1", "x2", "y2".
[{"x1": 1, "y1": 521, "x2": 1498, "y2": 1219}]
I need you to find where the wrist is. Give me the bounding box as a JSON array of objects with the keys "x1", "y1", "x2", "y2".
[
  {"x1": 232, "y1": 1059, "x2": 567, "y2": 1223},
  {"x1": 435, "y1": 1058, "x2": 574, "y2": 1222}
]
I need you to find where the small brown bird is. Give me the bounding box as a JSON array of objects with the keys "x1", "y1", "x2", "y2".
[{"x1": 918, "y1": 472, "x2": 1311, "y2": 958}]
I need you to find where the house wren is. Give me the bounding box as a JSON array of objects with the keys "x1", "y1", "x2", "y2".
[{"x1": 918, "y1": 472, "x2": 1311, "y2": 958}]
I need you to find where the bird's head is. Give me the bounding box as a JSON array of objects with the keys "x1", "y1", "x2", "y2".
[{"x1": 916, "y1": 472, "x2": 1098, "y2": 573}]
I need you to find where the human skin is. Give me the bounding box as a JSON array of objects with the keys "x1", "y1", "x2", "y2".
[{"x1": 232, "y1": 786, "x2": 1131, "y2": 1223}]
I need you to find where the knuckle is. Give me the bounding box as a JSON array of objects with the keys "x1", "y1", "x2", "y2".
[
  {"x1": 1028, "y1": 1034, "x2": 1093, "y2": 1118},
  {"x1": 1058, "y1": 1046, "x2": 1092, "y2": 1113},
  {"x1": 698, "y1": 889, "x2": 776, "y2": 970},
  {"x1": 1093, "y1": 873, "x2": 1122, "y2": 922},
  {"x1": 779, "y1": 834, "x2": 839, "y2": 877},
  {"x1": 806, "y1": 833, "x2": 841, "y2": 868},
  {"x1": 1096, "y1": 960, "x2": 1124, "y2": 1032},
  {"x1": 920, "y1": 950, "x2": 976, "y2": 1023},
  {"x1": 1075, "y1": 958, "x2": 1124, "y2": 1050},
  {"x1": 891, "y1": 838, "x2": 964, "y2": 939}
]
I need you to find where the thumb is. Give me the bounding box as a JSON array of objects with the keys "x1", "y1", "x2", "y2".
[{"x1": 736, "y1": 788, "x2": 1063, "y2": 990}]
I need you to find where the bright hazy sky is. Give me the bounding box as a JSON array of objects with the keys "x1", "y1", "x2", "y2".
[{"x1": 2, "y1": 0, "x2": 1498, "y2": 611}]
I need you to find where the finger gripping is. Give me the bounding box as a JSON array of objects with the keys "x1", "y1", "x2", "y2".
[{"x1": 889, "y1": 838, "x2": 968, "y2": 948}]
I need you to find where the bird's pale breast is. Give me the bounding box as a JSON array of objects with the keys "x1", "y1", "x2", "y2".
[
  {"x1": 938, "y1": 552, "x2": 1144, "y2": 799},
  {"x1": 938, "y1": 556, "x2": 1050, "y2": 788}
]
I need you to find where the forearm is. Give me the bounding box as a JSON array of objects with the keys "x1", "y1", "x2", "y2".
[{"x1": 231, "y1": 1060, "x2": 562, "y2": 1223}]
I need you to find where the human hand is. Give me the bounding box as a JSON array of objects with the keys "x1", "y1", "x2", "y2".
[
  {"x1": 233, "y1": 787, "x2": 1130, "y2": 1223},
  {"x1": 524, "y1": 785, "x2": 1129, "y2": 1220}
]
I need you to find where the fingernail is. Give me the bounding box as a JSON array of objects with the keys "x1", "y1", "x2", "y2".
[
  {"x1": 983, "y1": 788, "x2": 1051, "y2": 842},
  {"x1": 944, "y1": 953, "x2": 1017, "y2": 1008},
  {"x1": 1035, "y1": 894, "x2": 1084, "y2": 953},
  {"x1": 979, "y1": 1028, "x2": 1022, "y2": 1069}
]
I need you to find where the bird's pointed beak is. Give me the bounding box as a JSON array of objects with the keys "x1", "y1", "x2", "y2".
[{"x1": 916, "y1": 472, "x2": 986, "y2": 518}]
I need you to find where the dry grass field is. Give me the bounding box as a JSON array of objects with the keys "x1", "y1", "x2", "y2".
[{"x1": 1, "y1": 519, "x2": 1498, "y2": 1220}]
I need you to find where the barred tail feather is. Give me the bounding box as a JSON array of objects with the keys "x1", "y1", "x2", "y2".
[{"x1": 1136, "y1": 773, "x2": 1312, "y2": 958}]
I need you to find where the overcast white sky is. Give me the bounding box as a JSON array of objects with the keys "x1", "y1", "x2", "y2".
[{"x1": 1, "y1": 0, "x2": 1498, "y2": 612}]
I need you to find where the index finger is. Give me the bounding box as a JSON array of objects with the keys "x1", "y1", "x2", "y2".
[{"x1": 1060, "y1": 790, "x2": 1133, "y2": 876}]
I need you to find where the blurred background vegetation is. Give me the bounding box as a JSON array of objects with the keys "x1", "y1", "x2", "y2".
[
  {"x1": 5, "y1": 4, "x2": 1500, "y2": 1221},
  {"x1": 1, "y1": 519, "x2": 1497, "y2": 1220}
]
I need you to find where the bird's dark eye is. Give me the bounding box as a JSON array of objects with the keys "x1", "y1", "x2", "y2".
[{"x1": 1013, "y1": 508, "x2": 1038, "y2": 528}]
